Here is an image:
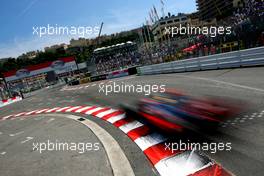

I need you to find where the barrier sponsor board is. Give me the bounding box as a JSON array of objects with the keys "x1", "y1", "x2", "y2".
[{"x1": 3, "y1": 57, "x2": 78, "y2": 82}]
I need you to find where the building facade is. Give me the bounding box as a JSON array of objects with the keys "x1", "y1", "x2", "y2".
[
  {"x1": 196, "y1": 0, "x2": 236, "y2": 21},
  {"x1": 152, "y1": 13, "x2": 188, "y2": 43}
]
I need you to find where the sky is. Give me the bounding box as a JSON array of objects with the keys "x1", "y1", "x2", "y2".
[{"x1": 0, "y1": 0, "x2": 196, "y2": 58}]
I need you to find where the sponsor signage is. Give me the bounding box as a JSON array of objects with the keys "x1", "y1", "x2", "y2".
[{"x1": 3, "y1": 57, "x2": 78, "y2": 82}]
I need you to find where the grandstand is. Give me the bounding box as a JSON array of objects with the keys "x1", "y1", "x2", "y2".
[{"x1": 92, "y1": 41, "x2": 140, "y2": 75}]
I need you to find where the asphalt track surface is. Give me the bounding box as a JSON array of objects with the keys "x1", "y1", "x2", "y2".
[
  {"x1": 1, "y1": 67, "x2": 264, "y2": 176},
  {"x1": 0, "y1": 114, "x2": 113, "y2": 176}
]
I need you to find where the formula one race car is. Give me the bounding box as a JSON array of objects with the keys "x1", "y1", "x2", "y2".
[{"x1": 122, "y1": 89, "x2": 241, "y2": 133}]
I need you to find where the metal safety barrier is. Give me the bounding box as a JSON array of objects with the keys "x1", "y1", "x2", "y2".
[{"x1": 137, "y1": 46, "x2": 264, "y2": 75}]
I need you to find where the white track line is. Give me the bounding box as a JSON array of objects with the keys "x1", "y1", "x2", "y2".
[
  {"x1": 96, "y1": 109, "x2": 118, "y2": 118},
  {"x1": 155, "y1": 151, "x2": 213, "y2": 176},
  {"x1": 14, "y1": 112, "x2": 26, "y2": 117},
  {"x1": 9, "y1": 131, "x2": 24, "y2": 137},
  {"x1": 35, "y1": 109, "x2": 49, "y2": 114},
  {"x1": 21, "y1": 137, "x2": 33, "y2": 144},
  {"x1": 134, "y1": 133, "x2": 167, "y2": 151},
  {"x1": 47, "y1": 113, "x2": 135, "y2": 176},
  {"x1": 84, "y1": 107, "x2": 104, "y2": 115},
  {"x1": 25, "y1": 110, "x2": 38, "y2": 115},
  {"x1": 65, "y1": 106, "x2": 81, "y2": 112},
  {"x1": 45, "y1": 107, "x2": 60, "y2": 113},
  {"x1": 56, "y1": 107, "x2": 71, "y2": 112},
  {"x1": 119, "y1": 121, "x2": 144, "y2": 134},
  {"x1": 75, "y1": 106, "x2": 92, "y2": 113},
  {"x1": 1, "y1": 115, "x2": 13, "y2": 120},
  {"x1": 107, "y1": 114, "x2": 126, "y2": 124}
]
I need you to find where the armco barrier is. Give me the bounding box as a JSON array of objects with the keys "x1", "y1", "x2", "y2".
[
  {"x1": 106, "y1": 69, "x2": 129, "y2": 79},
  {"x1": 90, "y1": 66, "x2": 138, "y2": 82},
  {"x1": 137, "y1": 46, "x2": 264, "y2": 75}
]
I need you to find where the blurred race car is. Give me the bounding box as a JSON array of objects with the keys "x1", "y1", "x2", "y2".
[{"x1": 122, "y1": 90, "x2": 241, "y2": 133}]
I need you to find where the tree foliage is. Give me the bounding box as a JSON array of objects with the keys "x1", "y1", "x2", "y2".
[{"x1": 0, "y1": 30, "x2": 140, "y2": 76}]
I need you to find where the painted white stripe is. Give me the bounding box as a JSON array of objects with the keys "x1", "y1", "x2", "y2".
[
  {"x1": 14, "y1": 112, "x2": 26, "y2": 117},
  {"x1": 92, "y1": 84, "x2": 97, "y2": 87},
  {"x1": 154, "y1": 151, "x2": 212, "y2": 176},
  {"x1": 65, "y1": 106, "x2": 81, "y2": 112},
  {"x1": 85, "y1": 85, "x2": 89, "y2": 88},
  {"x1": 119, "y1": 121, "x2": 144, "y2": 134},
  {"x1": 45, "y1": 107, "x2": 60, "y2": 113},
  {"x1": 48, "y1": 113, "x2": 135, "y2": 176},
  {"x1": 96, "y1": 109, "x2": 118, "y2": 118},
  {"x1": 84, "y1": 107, "x2": 104, "y2": 115},
  {"x1": 56, "y1": 107, "x2": 71, "y2": 112},
  {"x1": 107, "y1": 114, "x2": 126, "y2": 124},
  {"x1": 134, "y1": 133, "x2": 167, "y2": 151},
  {"x1": 46, "y1": 118, "x2": 55, "y2": 123},
  {"x1": 10, "y1": 131, "x2": 24, "y2": 137},
  {"x1": 1, "y1": 115, "x2": 13, "y2": 120},
  {"x1": 75, "y1": 106, "x2": 92, "y2": 113},
  {"x1": 35, "y1": 109, "x2": 49, "y2": 114},
  {"x1": 25, "y1": 110, "x2": 38, "y2": 115},
  {"x1": 21, "y1": 137, "x2": 34, "y2": 144}
]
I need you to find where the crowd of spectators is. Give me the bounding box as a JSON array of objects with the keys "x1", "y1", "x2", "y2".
[
  {"x1": 232, "y1": 0, "x2": 263, "y2": 26},
  {"x1": 95, "y1": 51, "x2": 140, "y2": 74},
  {"x1": 93, "y1": 1, "x2": 264, "y2": 73}
]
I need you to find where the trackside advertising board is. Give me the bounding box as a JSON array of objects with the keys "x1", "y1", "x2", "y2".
[{"x1": 3, "y1": 57, "x2": 78, "y2": 82}]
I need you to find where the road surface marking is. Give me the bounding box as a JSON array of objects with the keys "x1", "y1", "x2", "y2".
[
  {"x1": 9, "y1": 131, "x2": 24, "y2": 137},
  {"x1": 107, "y1": 114, "x2": 126, "y2": 124},
  {"x1": 34, "y1": 116, "x2": 45, "y2": 120},
  {"x1": 25, "y1": 110, "x2": 38, "y2": 115},
  {"x1": 46, "y1": 118, "x2": 55, "y2": 123},
  {"x1": 45, "y1": 107, "x2": 60, "y2": 113},
  {"x1": 134, "y1": 133, "x2": 167, "y2": 151},
  {"x1": 119, "y1": 121, "x2": 144, "y2": 134},
  {"x1": 74, "y1": 106, "x2": 92, "y2": 113},
  {"x1": 56, "y1": 106, "x2": 72, "y2": 112},
  {"x1": 46, "y1": 114, "x2": 135, "y2": 176},
  {"x1": 65, "y1": 106, "x2": 81, "y2": 112},
  {"x1": 1, "y1": 106, "x2": 233, "y2": 176},
  {"x1": 14, "y1": 112, "x2": 26, "y2": 117},
  {"x1": 1, "y1": 115, "x2": 13, "y2": 120},
  {"x1": 21, "y1": 137, "x2": 33, "y2": 144},
  {"x1": 96, "y1": 109, "x2": 117, "y2": 118},
  {"x1": 35, "y1": 109, "x2": 49, "y2": 114},
  {"x1": 84, "y1": 107, "x2": 104, "y2": 115}
]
